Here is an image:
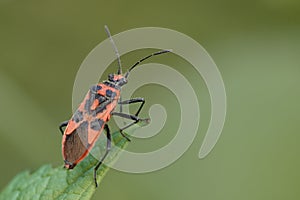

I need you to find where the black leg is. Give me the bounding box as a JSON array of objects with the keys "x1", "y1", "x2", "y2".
[
  {"x1": 118, "y1": 89, "x2": 123, "y2": 113},
  {"x1": 59, "y1": 121, "x2": 69, "y2": 135},
  {"x1": 112, "y1": 112, "x2": 139, "y2": 121},
  {"x1": 94, "y1": 124, "x2": 111, "y2": 187},
  {"x1": 111, "y1": 112, "x2": 149, "y2": 141},
  {"x1": 119, "y1": 95, "x2": 123, "y2": 113},
  {"x1": 118, "y1": 95, "x2": 126, "y2": 126},
  {"x1": 113, "y1": 98, "x2": 146, "y2": 141},
  {"x1": 118, "y1": 97, "x2": 145, "y2": 116}
]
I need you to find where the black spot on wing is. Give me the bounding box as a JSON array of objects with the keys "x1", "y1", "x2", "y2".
[
  {"x1": 84, "y1": 97, "x2": 92, "y2": 113},
  {"x1": 95, "y1": 93, "x2": 106, "y2": 104},
  {"x1": 95, "y1": 99, "x2": 111, "y2": 114},
  {"x1": 106, "y1": 89, "x2": 117, "y2": 98},
  {"x1": 90, "y1": 119, "x2": 104, "y2": 131},
  {"x1": 106, "y1": 89, "x2": 112, "y2": 97},
  {"x1": 85, "y1": 89, "x2": 108, "y2": 115},
  {"x1": 90, "y1": 85, "x2": 102, "y2": 93},
  {"x1": 84, "y1": 91, "x2": 95, "y2": 114},
  {"x1": 72, "y1": 110, "x2": 83, "y2": 123}
]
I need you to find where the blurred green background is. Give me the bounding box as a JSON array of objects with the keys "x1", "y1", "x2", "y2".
[{"x1": 1, "y1": 0, "x2": 300, "y2": 199}]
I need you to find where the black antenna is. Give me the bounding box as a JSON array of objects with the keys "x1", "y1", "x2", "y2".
[
  {"x1": 125, "y1": 49, "x2": 172, "y2": 78},
  {"x1": 104, "y1": 25, "x2": 122, "y2": 74}
]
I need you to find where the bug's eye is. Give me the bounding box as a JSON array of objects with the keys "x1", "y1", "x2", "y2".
[{"x1": 108, "y1": 74, "x2": 114, "y2": 81}]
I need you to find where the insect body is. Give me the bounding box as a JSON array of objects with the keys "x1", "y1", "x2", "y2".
[
  {"x1": 59, "y1": 26, "x2": 171, "y2": 187},
  {"x1": 61, "y1": 83, "x2": 120, "y2": 170}
]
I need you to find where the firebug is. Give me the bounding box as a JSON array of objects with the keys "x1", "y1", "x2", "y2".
[{"x1": 59, "y1": 25, "x2": 171, "y2": 187}]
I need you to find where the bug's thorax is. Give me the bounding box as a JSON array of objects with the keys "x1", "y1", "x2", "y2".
[
  {"x1": 107, "y1": 73, "x2": 128, "y2": 87},
  {"x1": 60, "y1": 25, "x2": 172, "y2": 187}
]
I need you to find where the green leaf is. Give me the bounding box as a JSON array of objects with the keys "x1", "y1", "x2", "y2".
[{"x1": 0, "y1": 130, "x2": 130, "y2": 200}]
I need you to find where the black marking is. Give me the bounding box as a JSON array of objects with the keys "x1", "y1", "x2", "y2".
[
  {"x1": 90, "y1": 119, "x2": 104, "y2": 131},
  {"x1": 105, "y1": 89, "x2": 117, "y2": 98},
  {"x1": 95, "y1": 104, "x2": 107, "y2": 114},
  {"x1": 106, "y1": 89, "x2": 113, "y2": 97},
  {"x1": 95, "y1": 100, "x2": 111, "y2": 114},
  {"x1": 108, "y1": 74, "x2": 114, "y2": 82},
  {"x1": 111, "y1": 92, "x2": 116, "y2": 98},
  {"x1": 84, "y1": 97, "x2": 92, "y2": 114},
  {"x1": 84, "y1": 91, "x2": 96, "y2": 114},
  {"x1": 90, "y1": 85, "x2": 102, "y2": 93},
  {"x1": 80, "y1": 120, "x2": 89, "y2": 130},
  {"x1": 96, "y1": 85, "x2": 102, "y2": 91},
  {"x1": 90, "y1": 92, "x2": 96, "y2": 102},
  {"x1": 91, "y1": 93, "x2": 108, "y2": 116},
  {"x1": 91, "y1": 111, "x2": 97, "y2": 117},
  {"x1": 95, "y1": 93, "x2": 106, "y2": 104},
  {"x1": 103, "y1": 81, "x2": 120, "y2": 89},
  {"x1": 72, "y1": 110, "x2": 83, "y2": 123}
]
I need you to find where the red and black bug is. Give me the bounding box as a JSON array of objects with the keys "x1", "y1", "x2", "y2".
[{"x1": 59, "y1": 26, "x2": 171, "y2": 187}]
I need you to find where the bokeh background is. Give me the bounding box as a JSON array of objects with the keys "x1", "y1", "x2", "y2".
[{"x1": 1, "y1": 0, "x2": 300, "y2": 200}]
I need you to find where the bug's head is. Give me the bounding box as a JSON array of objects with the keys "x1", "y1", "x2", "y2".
[{"x1": 108, "y1": 73, "x2": 128, "y2": 86}]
